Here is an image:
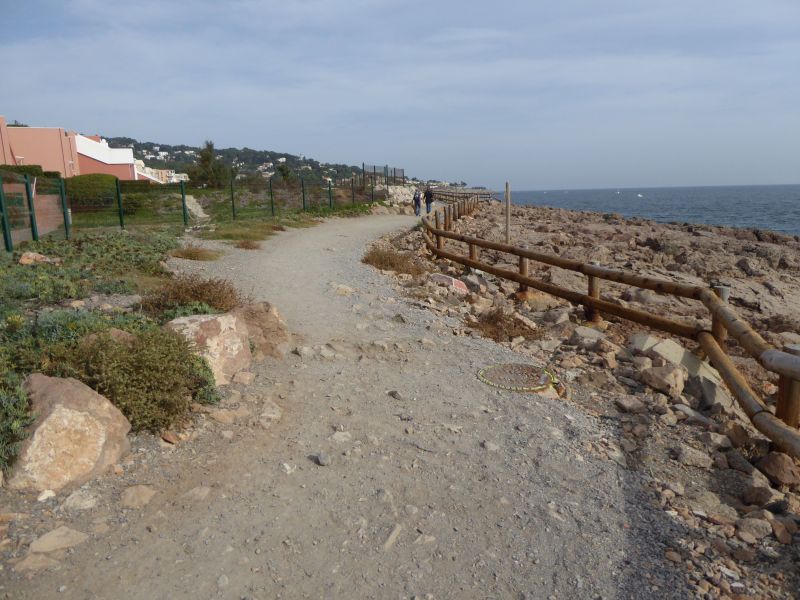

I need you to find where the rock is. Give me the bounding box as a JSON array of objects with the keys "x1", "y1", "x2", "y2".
[
  {"x1": 183, "y1": 486, "x2": 211, "y2": 501},
  {"x1": 614, "y1": 396, "x2": 646, "y2": 414},
  {"x1": 736, "y1": 257, "x2": 763, "y2": 277},
  {"x1": 208, "y1": 406, "x2": 250, "y2": 424},
  {"x1": 61, "y1": 489, "x2": 98, "y2": 511},
  {"x1": 9, "y1": 374, "x2": 131, "y2": 493},
  {"x1": 333, "y1": 284, "x2": 354, "y2": 296},
  {"x1": 632, "y1": 356, "x2": 653, "y2": 371},
  {"x1": 258, "y1": 399, "x2": 282, "y2": 428},
  {"x1": 121, "y1": 485, "x2": 156, "y2": 508},
  {"x1": 674, "y1": 444, "x2": 713, "y2": 468},
  {"x1": 516, "y1": 290, "x2": 563, "y2": 311},
  {"x1": 742, "y1": 483, "x2": 784, "y2": 506},
  {"x1": 772, "y1": 519, "x2": 793, "y2": 544},
  {"x1": 37, "y1": 489, "x2": 56, "y2": 502},
  {"x1": 542, "y1": 308, "x2": 570, "y2": 324},
  {"x1": 641, "y1": 365, "x2": 687, "y2": 398},
  {"x1": 629, "y1": 333, "x2": 661, "y2": 355},
  {"x1": 699, "y1": 432, "x2": 732, "y2": 451},
  {"x1": 428, "y1": 273, "x2": 469, "y2": 295},
  {"x1": 569, "y1": 325, "x2": 605, "y2": 349},
  {"x1": 672, "y1": 404, "x2": 714, "y2": 426},
  {"x1": 18, "y1": 251, "x2": 61, "y2": 266},
  {"x1": 721, "y1": 422, "x2": 750, "y2": 448},
  {"x1": 315, "y1": 452, "x2": 332, "y2": 466},
  {"x1": 13, "y1": 553, "x2": 60, "y2": 572},
  {"x1": 757, "y1": 452, "x2": 800, "y2": 487},
  {"x1": 29, "y1": 526, "x2": 88, "y2": 553},
  {"x1": 331, "y1": 431, "x2": 352, "y2": 443},
  {"x1": 736, "y1": 518, "x2": 772, "y2": 541},
  {"x1": 697, "y1": 378, "x2": 734, "y2": 412},
  {"x1": 166, "y1": 313, "x2": 252, "y2": 385},
  {"x1": 232, "y1": 371, "x2": 255, "y2": 385},
  {"x1": 230, "y1": 302, "x2": 291, "y2": 361},
  {"x1": 82, "y1": 327, "x2": 136, "y2": 346},
  {"x1": 461, "y1": 273, "x2": 490, "y2": 293},
  {"x1": 161, "y1": 430, "x2": 179, "y2": 445},
  {"x1": 665, "y1": 550, "x2": 682, "y2": 563},
  {"x1": 482, "y1": 440, "x2": 500, "y2": 452}
]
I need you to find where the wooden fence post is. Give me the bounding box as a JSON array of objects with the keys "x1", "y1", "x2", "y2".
[
  {"x1": 712, "y1": 285, "x2": 731, "y2": 348},
  {"x1": 777, "y1": 344, "x2": 800, "y2": 428},
  {"x1": 504, "y1": 181, "x2": 511, "y2": 244},
  {"x1": 434, "y1": 212, "x2": 443, "y2": 249},
  {"x1": 519, "y1": 254, "x2": 529, "y2": 292},
  {"x1": 469, "y1": 243, "x2": 477, "y2": 261},
  {"x1": 586, "y1": 275, "x2": 601, "y2": 322}
]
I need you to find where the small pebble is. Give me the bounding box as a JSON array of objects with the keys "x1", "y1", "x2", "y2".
[{"x1": 316, "y1": 452, "x2": 331, "y2": 466}]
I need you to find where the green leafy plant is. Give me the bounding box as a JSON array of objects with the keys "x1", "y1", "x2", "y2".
[
  {"x1": 73, "y1": 328, "x2": 215, "y2": 431},
  {"x1": 0, "y1": 373, "x2": 33, "y2": 473}
]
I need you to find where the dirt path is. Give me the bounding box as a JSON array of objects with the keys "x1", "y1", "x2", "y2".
[{"x1": 7, "y1": 215, "x2": 685, "y2": 599}]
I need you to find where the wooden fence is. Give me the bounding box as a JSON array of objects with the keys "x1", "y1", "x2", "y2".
[{"x1": 422, "y1": 192, "x2": 800, "y2": 458}]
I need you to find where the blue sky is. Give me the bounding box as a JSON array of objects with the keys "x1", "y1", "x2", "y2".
[{"x1": 2, "y1": 1, "x2": 799, "y2": 189}]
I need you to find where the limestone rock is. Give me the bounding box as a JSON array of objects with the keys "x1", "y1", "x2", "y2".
[
  {"x1": 614, "y1": 395, "x2": 646, "y2": 414},
  {"x1": 428, "y1": 273, "x2": 469, "y2": 295},
  {"x1": 167, "y1": 313, "x2": 252, "y2": 385},
  {"x1": 569, "y1": 325, "x2": 605, "y2": 349},
  {"x1": 674, "y1": 444, "x2": 713, "y2": 468},
  {"x1": 13, "y1": 553, "x2": 60, "y2": 572},
  {"x1": 60, "y1": 489, "x2": 98, "y2": 511},
  {"x1": 19, "y1": 251, "x2": 61, "y2": 266},
  {"x1": 699, "y1": 431, "x2": 732, "y2": 451},
  {"x1": 736, "y1": 518, "x2": 772, "y2": 541},
  {"x1": 9, "y1": 374, "x2": 131, "y2": 493},
  {"x1": 757, "y1": 452, "x2": 800, "y2": 487},
  {"x1": 641, "y1": 365, "x2": 687, "y2": 398}
]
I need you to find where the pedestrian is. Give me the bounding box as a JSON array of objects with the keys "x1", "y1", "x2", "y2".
[
  {"x1": 413, "y1": 188, "x2": 422, "y2": 216},
  {"x1": 424, "y1": 186, "x2": 434, "y2": 214}
]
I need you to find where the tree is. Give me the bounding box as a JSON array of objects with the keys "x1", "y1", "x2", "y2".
[
  {"x1": 276, "y1": 163, "x2": 292, "y2": 183},
  {"x1": 189, "y1": 140, "x2": 229, "y2": 188}
]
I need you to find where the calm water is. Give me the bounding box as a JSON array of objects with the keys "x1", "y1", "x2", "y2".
[{"x1": 495, "y1": 185, "x2": 800, "y2": 236}]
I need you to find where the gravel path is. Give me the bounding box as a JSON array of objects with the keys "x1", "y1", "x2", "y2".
[{"x1": 9, "y1": 215, "x2": 688, "y2": 599}]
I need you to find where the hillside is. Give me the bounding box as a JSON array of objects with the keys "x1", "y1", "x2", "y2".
[{"x1": 106, "y1": 136, "x2": 363, "y2": 185}]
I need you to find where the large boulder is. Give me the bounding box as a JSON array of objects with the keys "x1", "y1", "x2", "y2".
[
  {"x1": 230, "y1": 302, "x2": 291, "y2": 361},
  {"x1": 9, "y1": 374, "x2": 131, "y2": 493},
  {"x1": 167, "y1": 313, "x2": 252, "y2": 385}
]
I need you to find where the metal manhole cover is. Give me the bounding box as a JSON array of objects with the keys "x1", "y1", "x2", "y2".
[{"x1": 477, "y1": 363, "x2": 560, "y2": 393}]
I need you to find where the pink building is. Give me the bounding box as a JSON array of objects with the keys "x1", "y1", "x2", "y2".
[{"x1": 0, "y1": 116, "x2": 140, "y2": 180}]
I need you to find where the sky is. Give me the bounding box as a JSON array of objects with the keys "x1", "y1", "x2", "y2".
[{"x1": 2, "y1": 1, "x2": 799, "y2": 189}]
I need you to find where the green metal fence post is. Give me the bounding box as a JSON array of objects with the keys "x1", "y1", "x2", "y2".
[
  {"x1": 269, "y1": 178, "x2": 275, "y2": 217},
  {"x1": 24, "y1": 175, "x2": 39, "y2": 241},
  {"x1": 115, "y1": 178, "x2": 125, "y2": 229},
  {"x1": 0, "y1": 174, "x2": 13, "y2": 252},
  {"x1": 59, "y1": 178, "x2": 71, "y2": 240},
  {"x1": 351, "y1": 177, "x2": 355, "y2": 204},
  {"x1": 328, "y1": 180, "x2": 333, "y2": 209},
  {"x1": 180, "y1": 181, "x2": 189, "y2": 227},
  {"x1": 301, "y1": 178, "x2": 307, "y2": 211},
  {"x1": 230, "y1": 172, "x2": 237, "y2": 219}
]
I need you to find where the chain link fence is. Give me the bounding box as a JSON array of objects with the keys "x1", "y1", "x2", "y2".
[{"x1": 0, "y1": 168, "x2": 395, "y2": 252}]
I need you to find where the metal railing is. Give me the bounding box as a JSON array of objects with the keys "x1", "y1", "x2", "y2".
[{"x1": 422, "y1": 192, "x2": 800, "y2": 458}]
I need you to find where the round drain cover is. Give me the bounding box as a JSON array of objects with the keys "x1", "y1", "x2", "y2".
[{"x1": 477, "y1": 363, "x2": 559, "y2": 393}]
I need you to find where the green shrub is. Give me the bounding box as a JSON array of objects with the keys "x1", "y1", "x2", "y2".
[
  {"x1": 0, "y1": 372, "x2": 33, "y2": 473},
  {"x1": 159, "y1": 301, "x2": 219, "y2": 323},
  {"x1": 0, "y1": 164, "x2": 44, "y2": 177},
  {"x1": 73, "y1": 328, "x2": 214, "y2": 431},
  {"x1": 65, "y1": 174, "x2": 117, "y2": 208}
]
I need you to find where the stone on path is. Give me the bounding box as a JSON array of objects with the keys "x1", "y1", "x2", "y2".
[
  {"x1": 29, "y1": 526, "x2": 88, "y2": 554},
  {"x1": 13, "y1": 553, "x2": 60, "y2": 572},
  {"x1": 569, "y1": 326, "x2": 605, "y2": 349},
  {"x1": 640, "y1": 365, "x2": 686, "y2": 398},
  {"x1": 614, "y1": 396, "x2": 646, "y2": 414},
  {"x1": 167, "y1": 313, "x2": 252, "y2": 385},
  {"x1": 121, "y1": 485, "x2": 157, "y2": 509},
  {"x1": 428, "y1": 274, "x2": 468, "y2": 295},
  {"x1": 315, "y1": 452, "x2": 332, "y2": 466},
  {"x1": 9, "y1": 374, "x2": 131, "y2": 492},
  {"x1": 61, "y1": 489, "x2": 98, "y2": 511}
]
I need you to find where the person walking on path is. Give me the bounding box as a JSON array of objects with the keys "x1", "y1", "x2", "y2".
[
  {"x1": 413, "y1": 188, "x2": 422, "y2": 216},
  {"x1": 424, "y1": 186, "x2": 434, "y2": 214}
]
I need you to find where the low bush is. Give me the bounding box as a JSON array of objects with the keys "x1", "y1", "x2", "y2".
[
  {"x1": 234, "y1": 239, "x2": 261, "y2": 250},
  {"x1": 362, "y1": 246, "x2": 426, "y2": 276},
  {"x1": 0, "y1": 373, "x2": 33, "y2": 473},
  {"x1": 471, "y1": 308, "x2": 541, "y2": 343},
  {"x1": 72, "y1": 328, "x2": 216, "y2": 431},
  {"x1": 142, "y1": 274, "x2": 244, "y2": 316},
  {"x1": 159, "y1": 301, "x2": 219, "y2": 322},
  {"x1": 170, "y1": 244, "x2": 221, "y2": 261}
]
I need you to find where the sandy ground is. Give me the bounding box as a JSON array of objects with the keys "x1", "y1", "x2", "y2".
[{"x1": 5, "y1": 215, "x2": 692, "y2": 599}]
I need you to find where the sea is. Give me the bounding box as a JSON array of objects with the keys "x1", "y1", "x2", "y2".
[{"x1": 494, "y1": 185, "x2": 800, "y2": 237}]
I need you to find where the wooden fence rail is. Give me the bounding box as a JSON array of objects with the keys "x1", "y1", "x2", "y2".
[{"x1": 423, "y1": 192, "x2": 800, "y2": 458}]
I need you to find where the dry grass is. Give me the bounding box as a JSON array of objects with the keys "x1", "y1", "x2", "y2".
[
  {"x1": 234, "y1": 239, "x2": 262, "y2": 250},
  {"x1": 471, "y1": 308, "x2": 541, "y2": 343},
  {"x1": 142, "y1": 274, "x2": 246, "y2": 315},
  {"x1": 362, "y1": 246, "x2": 426, "y2": 276},
  {"x1": 170, "y1": 244, "x2": 221, "y2": 261}
]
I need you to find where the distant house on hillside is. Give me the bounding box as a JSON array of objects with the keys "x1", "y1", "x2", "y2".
[{"x1": 0, "y1": 115, "x2": 164, "y2": 182}]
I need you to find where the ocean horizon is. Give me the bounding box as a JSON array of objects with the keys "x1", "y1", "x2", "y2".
[{"x1": 492, "y1": 184, "x2": 800, "y2": 237}]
